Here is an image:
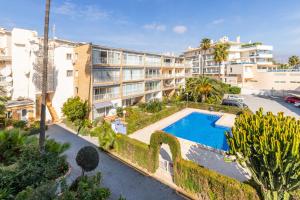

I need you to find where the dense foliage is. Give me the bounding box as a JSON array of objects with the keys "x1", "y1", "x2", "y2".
[
  {"x1": 91, "y1": 121, "x2": 116, "y2": 150},
  {"x1": 0, "y1": 132, "x2": 69, "y2": 199},
  {"x1": 229, "y1": 86, "x2": 241, "y2": 94},
  {"x1": 62, "y1": 97, "x2": 89, "y2": 134},
  {"x1": 138, "y1": 99, "x2": 163, "y2": 113},
  {"x1": 15, "y1": 173, "x2": 111, "y2": 200},
  {"x1": 76, "y1": 146, "x2": 99, "y2": 175},
  {"x1": 227, "y1": 109, "x2": 300, "y2": 200},
  {"x1": 0, "y1": 129, "x2": 28, "y2": 165},
  {"x1": 114, "y1": 131, "x2": 259, "y2": 199},
  {"x1": 288, "y1": 55, "x2": 300, "y2": 67}
]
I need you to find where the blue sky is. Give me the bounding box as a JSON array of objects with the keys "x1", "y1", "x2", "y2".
[{"x1": 1, "y1": 0, "x2": 300, "y2": 61}]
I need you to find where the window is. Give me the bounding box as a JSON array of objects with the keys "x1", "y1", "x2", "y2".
[
  {"x1": 66, "y1": 53, "x2": 72, "y2": 60},
  {"x1": 66, "y1": 70, "x2": 73, "y2": 77},
  {"x1": 230, "y1": 68, "x2": 233, "y2": 73}
]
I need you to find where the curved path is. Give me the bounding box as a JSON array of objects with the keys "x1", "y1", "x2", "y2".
[{"x1": 46, "y1": 125, "x2": 184, "y2": 200}]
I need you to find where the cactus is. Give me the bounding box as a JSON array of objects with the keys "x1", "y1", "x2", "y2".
[{"x1": 226, "y1": 108, "x2": 300, "y2": 200}]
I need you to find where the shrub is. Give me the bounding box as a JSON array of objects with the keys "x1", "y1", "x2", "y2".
[
  {"x1": 91, "y1": 121, "x2": 116, "y2": 150},
  {"x1": 61, "y1": 172, "x2": 110, "y2": 200},
  {"x1": 114, "y1": 134, "x2": 152, "y2": 172},
  {"x1": 229, "y1": 86, "x2": 241, "y2": 94},
  {"x1": 144, "y1": 100, "x2": 163, "y2": 113},
  {"x1": 149, "y1": 131, "x2": 181, "y2": 172},
  {"x1": 116, "y1": 107, "x2": 123, "y2": 117},
  {"x1": 114, "y1": 131, "x2": 260, "y2": 199},
  {"x1": 12, "y1": 120, "x2": 27, "y2": 129},
  {"x1": 174, "y1": 159, "x2": 259, "y2": 200},
  {"x1": 15, "y1": 181, "x2": 57, "y2": 200},
  {"x1": 0, "y1": 138, "x2": 69, "y2": 198},
  {"x1": 76, "y1": 146, "x2": 99, "y2": 176},
  {"x1": 62, "y1": 97, "x2": 89, "y2": 134},
  {"x1": 0, "y1": 129, "x2": 27, "y2": 165},
  {"x1": 227, "y1": 108, "x2": 300, "y2": 199}
]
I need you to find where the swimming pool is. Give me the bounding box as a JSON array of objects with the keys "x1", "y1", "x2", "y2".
[{"x1": 162, "y1": 112, "x2": 230, "y2": 151}]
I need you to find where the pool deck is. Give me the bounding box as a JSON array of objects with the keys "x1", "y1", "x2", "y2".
[{"x1": 129, "y1": 108, "x2": 249, "y2": 182}]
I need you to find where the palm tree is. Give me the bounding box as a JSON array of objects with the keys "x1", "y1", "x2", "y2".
[
  {"x1": 195, "y1": 77, "x2": 212, "y2": 102},
  {"x1": 288, "y1": 55, "x2": 300, "y2": 67},
  {"x1": 200, "y1": 38, "x2": 211, "y2": 76},
  {"x1": 39, "y1": 0, "x2": 51, "y2": 153},
  {"x1": 213, "y1": 43, "x2": 229, "y2": 80}
]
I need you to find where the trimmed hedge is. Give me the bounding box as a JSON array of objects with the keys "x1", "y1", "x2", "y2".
[
  {"x1": 150, "y1": 131, "x2": 181, "y2": 172},
  {"x1": 174, "y1": 159, "x2": 259, "y2": 200},
  {"x1": 114, "y1": 131, "x2": 260, "y2": 199},
  {"x1": 114, "y1": 134, "x2": 152, "y2": 172}
]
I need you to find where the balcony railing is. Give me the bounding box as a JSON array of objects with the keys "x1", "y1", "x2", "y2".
[
  {"x1": 94, "y1": 93, "x2": 119, "y2": 101},
  {"x1": 145, "y1": 74, "x2": 161, "y2": 79},
  {"x1": 93, "y1": 57, "x2": 121, "y2": 65},
  {"x1": 162, "y1": 74, "x2": 174, "y2": 78},
  {"x1": 93, "y1": 76, "x2": 120, "y2": 83},
  {"x1": 123, "y1": 90, "x2": 144, "y2": 97},
  {"x1": 163, "y1": 84, "x2": 174, "y2": 89},
  {"x1": 145, "y1": 86, "x2": 161, "y2": 92}
]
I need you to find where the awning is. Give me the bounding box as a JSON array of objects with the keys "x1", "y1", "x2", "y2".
[
  {"x1": 288, "y1": 93, "x2": 300, "y2": 98},
  {"x1": 93, "y1": 101, "x2": 113, "y2": 109}
]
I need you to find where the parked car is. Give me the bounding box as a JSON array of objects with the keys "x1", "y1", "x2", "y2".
[
  {"x1": 227, "y1": 95, "x2": 244, "y2": 103},
  {"x1": 294, "y1": 102, "x2": 300, "y2": 107},
  {"x1": 284, "y1": 96, "x2": 300, "y2": 103},
  {"x1": 222, "y1": 99, "x2": 247, "y2": 108}
]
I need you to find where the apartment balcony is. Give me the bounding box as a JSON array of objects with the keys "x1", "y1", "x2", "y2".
[
  {"x1": 161, "y1": 74, "x2": 174, "y2": 79},
  {"x1": 93, "y1": 57, "x2": 121, "y2": 66},
  {"x1": 145, "y1": 75, "x2": 161, "y2": 80},
  {"x1": 123, "y1": 90, "x2": 144, "y2": 97},
  {"x1": 174, "y1": 63, "x2": 185, "y2": 68},
  {"x1": 94, "y1": 93, "x2": 119, "y2": 101},
  {"x1": 93, "y1": 77, "x2": 120, "y2": 84},
  {"x1": 123, "y1": 76, "x2": 145, "y2": 82},
  {"x1": 145, "y1": 86, "x2": 161, "y2": 93},
  {"x1": 163, "y1": 84, "x2": 175, "y2": 90},
  {"x1": 162, "y1": 62, "x2": 174, "y2": 67},
  {"x1": 175, "y1": 73, "x2": 185, "y2": 77}
]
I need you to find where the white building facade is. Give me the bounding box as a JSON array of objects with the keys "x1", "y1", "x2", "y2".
[{"x1": 0, "y1": 27, "x2": 76, "y2": 121}]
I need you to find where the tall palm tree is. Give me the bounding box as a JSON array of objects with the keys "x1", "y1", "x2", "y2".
[
  {"x1": 195, "y1": 77, "x2": 212, "y2": 102},
  {"x1": 39, "y1": 0, "x2": 51, "y2": 153},
  {"x1": 213, "y1": 43, "x2": 229, "y2": 80},
  {"x1": 200, "y1": 38, "x2": 211, "y2": 76}
]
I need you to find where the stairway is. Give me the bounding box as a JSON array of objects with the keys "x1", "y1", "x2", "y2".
[{"x1": 46, "y1": 94, "x2": 59, "y2": 122}]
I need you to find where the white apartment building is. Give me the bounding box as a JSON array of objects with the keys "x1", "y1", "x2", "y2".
[
  {"x1": 0, "y1": 27, "x2": 77, "y2": 121},
  {"x1": 74, "y1": 44, "x2": 192, "y2": 119},
  {"x1": 184, "y1": 36, "x2": 275, "y2": 85}
]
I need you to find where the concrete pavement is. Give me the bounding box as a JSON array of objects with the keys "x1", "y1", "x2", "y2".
[
  {"x1": 243, "y1": 95, "x2": 300, "y2": 119},
  {"x1": 46, "y1": 125, "x2": 184, "y2": 200}
]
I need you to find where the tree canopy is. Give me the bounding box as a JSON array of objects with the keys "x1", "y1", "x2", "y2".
[
  {"x1": 288, "y1": 55, "x2": 300, "y2": 67},
  {"x1": 62, "y1": 97, "x2": 89, "y2": 134}
]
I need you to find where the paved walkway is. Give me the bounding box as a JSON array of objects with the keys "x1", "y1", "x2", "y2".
[
  {"x1": 130, "y1": 108, "x2": 248, "y2": 182},
  {"x1": 243, "y1": 95, "x2": 300, "y2": 119},
  {"x1": 46, "y1": 125, "x2": 184, "y2": 200}
]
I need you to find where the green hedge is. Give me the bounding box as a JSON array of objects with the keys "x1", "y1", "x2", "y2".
[
  {"x1": 114, "y1": 131, "x2": 260, "y2": 199},
  {"x1": 174, "y1": 159, "x2": 259, "y2": 200},
  {"x1": 149, "y1": 131, "x2": 181, "y2": 172},
  {"x1": 114, "y1": 134, "x2": 152, "y2": 172}
]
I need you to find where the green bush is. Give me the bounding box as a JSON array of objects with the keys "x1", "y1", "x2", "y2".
[
  {"x1": 229, "y1": 86, "x2": 241, "y2": 94},
  {"x1": 114, "y1": 134, "x2": 152, "y2": 172},
  {"x1": 144, "y1": 100, "x2": 163, "y2": 113},
  {"x1": 0, "y1": 129, "x2": 27, "y2": 165},
  {"x1": 116, "y1": 107, "x2": 124, "y2": 117},
  {"x1": 174, "y1": 159, "x2": 259, "y2": 200},
  {"x1": 114, "y1": 131, "x2": 260, "y2": 199},
  {"x1": 16, "y1": 173, "x2": 111, "y2": 200},
  {"x1": 149, "y1": 131, "x2": 181, "y2": 172},
  {"x1": 76, "y1": 146, "x2": 99, "y2": 176},
  {"x1": 12, "y1": 120, "x2": 27, "y2": 129},
  {"x1": 91, "y1": 121, "x2": 116, "y2": 150},
  {"x1": 0, "y1": 138, "x2": 69, "y2": 198}
]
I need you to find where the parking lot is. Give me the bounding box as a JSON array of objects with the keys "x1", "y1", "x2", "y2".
[{"x1": 242, "y1": 95, "x2": 300, "y2": 119}]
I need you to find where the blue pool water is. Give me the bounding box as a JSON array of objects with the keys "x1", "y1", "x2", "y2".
[{"x1": 163, "y1": 112, "x2": 230, "y2": 151}]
